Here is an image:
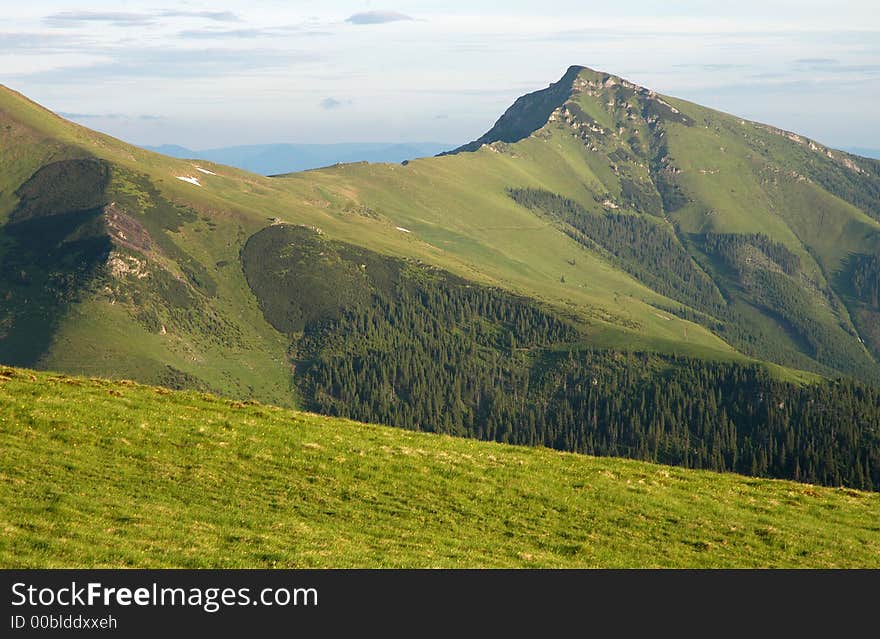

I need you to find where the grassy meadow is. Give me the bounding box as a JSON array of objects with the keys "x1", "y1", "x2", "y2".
[{"x1": 1, "y1": 367, "x2": 878, "y2": 568}]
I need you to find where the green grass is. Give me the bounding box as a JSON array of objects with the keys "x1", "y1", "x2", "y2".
[{"x1": 1, "y1": 366, "x2": 878, "y2": 568}]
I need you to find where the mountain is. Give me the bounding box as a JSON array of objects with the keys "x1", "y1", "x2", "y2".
[
  {"x1": 3, "y1": 366, "x2": 879, "y2": 568},
  {"x1": 142, "y1": 142, "x2": 453, "y2": 175},
  {"x1": 2, "y1": 67, "x2": 880, "y2": 491}
]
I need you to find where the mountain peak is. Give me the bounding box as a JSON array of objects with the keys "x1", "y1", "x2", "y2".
[
  {"x1": 444, "y1": 65, "x2": 590, "y2": 155},
  {"x1": 443, "y1": 66, "x2": 691, "y2": 156}
]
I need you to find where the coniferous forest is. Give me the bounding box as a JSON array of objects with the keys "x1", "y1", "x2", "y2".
[
  {"x1": 509, "y1": 187, "x2": 879, "y2": 382},
  {"x1": 851, "y1": 253, "x2": 880, "y2": 308},
  {"x1": 243, "y1": 225, "x2": 880, "y2": 491}
]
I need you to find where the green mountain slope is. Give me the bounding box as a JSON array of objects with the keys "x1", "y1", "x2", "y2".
[
  {"x1": 2, "y1": 367, "x2": 878, "y2": 568},
  {"x1": 2, "y1": 68, "x2": 880, "y2": 491},
  {"x1": 0, "y1": 76, "x2": 756, "y2": 399},
  {"x1": 285, "y1": 66, "x2": 880, "y2": 382},
  {"x1": 0, "y1": 87, "x2": 296, "y2": 403}
]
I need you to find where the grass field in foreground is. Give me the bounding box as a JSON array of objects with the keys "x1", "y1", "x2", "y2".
[{"x1": 1, "y1": 367, "x2": 878, "y2": 568}]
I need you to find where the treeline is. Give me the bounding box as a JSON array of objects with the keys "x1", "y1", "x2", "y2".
[
  {"x1": 506, "y1": 187, "x2": 875, "y2": 380},
  {"x1": 253, "y1": 228, "x2": 880, "y2": 490},
  {"x1": 743, "y1": 269, "x2": 866, "y2": 373},
  {"x1": 530, "y1": 353, "x2": 880, "y2": 490},
  {"x1": 696, "y1": 233, "x2": 876, "y2": 381},
  {"x1": 508, "y1": 188, "x2": 723, "y2": 312},
  {"x1": 295, "y1": 271, "x2": 880, "y2": 490},
  {"x1": 244, "y1": 226, "x2": 880, "y2": 489},
  {"x1": 803, "y1": 153, "x2": 880, "y2": 223},
  {"x1": 296, "y1": 282, "x2": 577, "y2": 439},
  {"x1": 851, "y1": 253, "x2": 880, "y2": 308},
  {"x1": 619, "y1": 177, "x2": 663, "y2": 216},
  {"x1": 649, "y1": 146, "x2": 689, "y2": 212},
  {"x1": 703, "y1": 232, "x2": 801, "y2": 276}
]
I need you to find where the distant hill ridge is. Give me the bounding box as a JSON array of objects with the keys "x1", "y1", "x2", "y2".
[{"x1": 143, "y1": 142, "x2": 453, "y2": 175}]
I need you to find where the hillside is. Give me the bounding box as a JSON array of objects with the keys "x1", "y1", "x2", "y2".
[
  {"x1": 282, "y1": 66, "x2": 880, "y2": 383},
  {"x1": 2, "y1": 366, "x2": 878, "y2": 568},
  {"x1": 2, "y1": 67, "x2": 880, "y2": 491}
]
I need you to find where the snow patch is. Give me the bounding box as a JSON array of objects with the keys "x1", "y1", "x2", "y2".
[
  {"x1": 194, "y1": 167, "x2": 217, "y2": 176},
  {"x1": 395, "y1": 226, "x2": 412, "y2": 233},
  {"x1": 176, "y1": 176, "x2": 201, "y2": 186}
]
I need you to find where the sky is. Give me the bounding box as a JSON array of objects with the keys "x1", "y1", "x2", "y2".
[{"x1": 2, "y1": 1, "x2": 879, "y2": 150}]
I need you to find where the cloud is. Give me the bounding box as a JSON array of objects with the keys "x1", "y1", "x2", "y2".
[
  {"x1": 178, "y1": 24, "x2": 332, "y2": 40},
  {"x1": 683, "y1": 76, "x2": 873, "y2": 98},
  {"x1": 45, "y1": 11, "x2": 154, "y2": 27},
  {"x1": 0, "y1": 32, "x2": 82, "y2": 51},
  {"x1": 159, "y1": 11, "x2": 240, "y2": 22},
  {"x1": 673, "y1": 63, "x2": 751, "y2": 71},
  {"x1": 45, "y1": 9, "x2": 240, "y2": 28},
  {"x1": 794, "y1": 58, "x2": 837, "y2": 65},
  {"x1": 23, "y1": 47, "x2": 321, "y2": 82},
  {"x1": 58, "y1": 112, "x2": 125, "y2": 120},
  {"x1": 346, "y1": 11, "x2": 413, "y2": 25},
  {"x1": 792, "y1": 58, "x2": 880, "y2": 74},
  {"x1": 320, "y1": 97, "x2": 352, "y2": 110},
  {"x1": 179, "y1": 28, "x2": 275, "y2": 39},
  {"x1": 58, "y1": 112, "x2": 165, "y2": 121},
  {"x1": 750, "y1": 71, "x2": 789, "y2": 79}
]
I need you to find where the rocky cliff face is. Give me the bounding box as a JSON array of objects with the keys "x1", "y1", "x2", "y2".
[{"x1": 443, "y1": 65, "x2": 587, "y2": 154}]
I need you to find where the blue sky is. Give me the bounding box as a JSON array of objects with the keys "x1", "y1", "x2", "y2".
[{"x1": 3, "y1": 1, "x2": 879, "y2": 149}]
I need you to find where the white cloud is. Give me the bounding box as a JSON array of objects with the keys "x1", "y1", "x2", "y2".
[
  {"x1": 45, "y1": 11, "x2": 155, "y2": 27},
  {"x1": 320, "y1": 97, "x2": 353, "y2": 109},
  {"x1": 44, "y1": 9, "x2": 241, "y2": 28},
  {"x1": 346, "y1": 11, "x2": 413, "y2": 25}
]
